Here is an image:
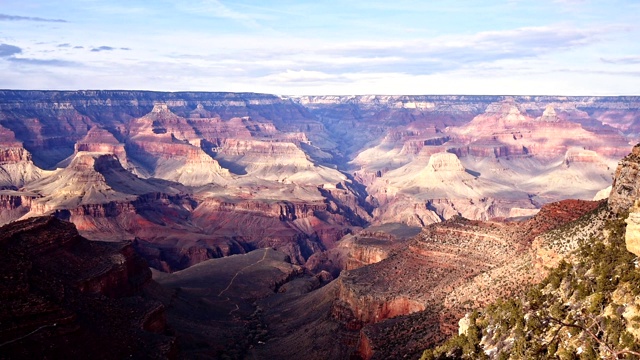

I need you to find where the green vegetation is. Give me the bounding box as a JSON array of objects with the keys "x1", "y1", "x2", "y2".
[{"x1": 421, "y1": 211, "x2": 640, "y2": 359}]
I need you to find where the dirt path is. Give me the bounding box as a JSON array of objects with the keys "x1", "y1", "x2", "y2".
[
  {"x1": 218, "y1": 248, "x2": 269, "y2": 297},
  {"x1": 442, "y1": 228, "x2": 508, "y2": 245}
]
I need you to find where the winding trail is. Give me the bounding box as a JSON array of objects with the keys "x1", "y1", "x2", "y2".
[
  {"x1": 0, "y1": 323, "x2": 58, "y2": 347},
  {"x1": 218, "y1": 248, "x2": 269, "y2": 298},
  {"x1": 441, "y1": 228, "x2": 508, "y2": 245}
]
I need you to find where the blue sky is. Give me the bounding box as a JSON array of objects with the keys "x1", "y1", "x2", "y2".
[{"x1": 0, "y1": 0, "x2": 639, "y2": 95}]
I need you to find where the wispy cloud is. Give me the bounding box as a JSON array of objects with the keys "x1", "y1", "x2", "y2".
[
  {"x1": 260, "y1": 69, "x2": 344, "y2": 83},
  {"x1": 0, "y1": 1, "x2": 637, "y2": 95},
  {"x1": 91, "y1": 46, "x2": 115, "y2": 52},
  {"x1": 7, "y1": 58, "x2": 77, "y2": 66},
  {"x1": 0, "y1": 13, "x2": 67, "y2": 23},
  {"x1": 173, "y1": 0, "x2": 265, "y2": 29},
  {"x1": 0, "y1": 43, "x2": 76, "y2": 66},
  {"x1": 222, "y1": 25, "x2": 605, "y2": 77},
  {"x1": 600, "y1": 56, "x2": 640, "y2": 64},
  {"x1": 90, "y1": 46, "x2": 131, "y2": 52},
  {"x1": 328, "y1": 25, "x2": 601, "y2": 60}
]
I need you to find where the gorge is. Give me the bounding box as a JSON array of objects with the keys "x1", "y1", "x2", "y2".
[{"x1": 1, "y1": 91, "x2": 640, "y2": 358}]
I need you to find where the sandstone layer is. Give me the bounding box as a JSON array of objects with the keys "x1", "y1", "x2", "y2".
[{"x1": 0, "y1": 91, "x2": 637, "y2": 273}]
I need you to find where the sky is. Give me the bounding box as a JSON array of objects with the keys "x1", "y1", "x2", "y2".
[{"x1": 0, "y1": 0, "x2": 639, "y2": 95}]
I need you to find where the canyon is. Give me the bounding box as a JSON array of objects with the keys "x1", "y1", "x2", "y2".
[
  {"x1": 0, "y1": 91, "x2": 637, "y2": 269},
  {"x1": 1, "y1": 91, "x2": 640, "y2": 358}
]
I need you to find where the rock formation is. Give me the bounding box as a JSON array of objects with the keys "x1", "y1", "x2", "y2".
[
  {"x1": 244, "y1": 198, "x2": 602, "y2": 360},
  {"x1": 0, "y1": 124, "x2": 44, "y2": 188},
  {"x1": 625, "y1": 201, "x2": 640, "y2": 257},
  {"x1": 609, "y1": 143, "x2": 640, "y2": 214},
  {"x1": 2, "y1": 90, "x2": 640, "y2": 358},
  {"x1": 0, "y1": 91, "x2": 637, "y2": 272},
  {"x1": 0, "y1": 216, "x2": 175, "y2": 359}
]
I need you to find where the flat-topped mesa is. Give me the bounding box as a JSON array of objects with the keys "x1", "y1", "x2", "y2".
[
  {"x1": 73, "y1": 127, "x2": 128, "y2": 167},
  {"x1": 78, "y1": 126, "x2": 121, "y2": 145},
  {"x1": 483, "y1": 100, "x2": 529, "y2": 123},
  {"x1": 125, "y1": 106, "x2": 232, "y2": 184},
  {"x1": 538, "y1": 105, "x2": 560, "y2": 122},
  {"x1": 151, "y1": 102, "x2": 169, "y2": 113},
  {"x1": 188, "y1": 102, "x2": 214, "y2": 118},
  {"x1": 0, "y1": 146, "x2": 32, "y2": 164},
  {"x1": 564, "y1": 148, "x2": 602, "y2": 165},
  {"x1": 426, "y1": 152, "x2": 466, "y2": 172},
  {"x1": 130, "y1": 103, "x2": 201, "y2": 144},
  {"x1": 456, "y1": 100, "x2": 534, "y2": 138}
]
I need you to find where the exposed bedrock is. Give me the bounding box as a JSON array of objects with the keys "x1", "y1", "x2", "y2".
[
  {"x1": 0, "y1": 216, "x2": 175, "y2": 359},
  {"x1": 625, "y1": 201, "x2": 640, "y2": 257},
  {"x1": 332, "y1": 276, "x2": 426, "y2": 329},
  {"x1": 609, "y1": 143, "x2": 640, "y2": 214},
  {"x1": 611, "y1": 144, "x2": 640, "y2": 257}
]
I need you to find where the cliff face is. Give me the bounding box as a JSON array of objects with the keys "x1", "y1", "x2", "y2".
[
  {"x1": 609, "y1": 143, "x2": 640, "y2": 257},
  {"x1": 0, "y1": 90, "x2": 639, "y2": 273},
  {"x1": 323, "y1": 199, "x2": 603, "y2": 359},
  {"x1": 609, "y1": 144, "x2": 640, "y2": 214},
  {"x1": 624, "y1": 201, "x2": 640, "y2": 257},
  {"x1": 423, "y1": 204, "x2": 640, "y2": 359},
  {"x1": 0, "y1": 124, "x2": 44, "y2": 188},
  {"x1": 0, "y1": 216, "x2": 175, "y2": 359}
]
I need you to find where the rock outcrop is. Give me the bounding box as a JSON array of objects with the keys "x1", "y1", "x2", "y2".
[
  {"x1": 609, "y1": 143, "x2": 640, "y2": 214},
  {"x1": 625, "y1": 201, "x2": 640, "y2": 257},
  {"x1": 0, "y1": 216, "x2": 175, "y2": 359},
  {"x1": 426, "y1": 152, "x2": 466, "y2": 172},
  {"x1": 21, "y1": 152, "x2": 168, "y2": 214},
  {"x1": 325, "y1": 199, "x2": 603, "y2": 359},
  {"x1": 0, "y1": 124, "x2": 44, "y2": 188},
  {"x1": 594, "y1": 185, "x2": 612, "y2": 201}
]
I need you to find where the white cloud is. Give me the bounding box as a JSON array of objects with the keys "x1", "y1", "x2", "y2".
[{"x1": 260, "y1": 69, "x2": 341, "y2": 83}]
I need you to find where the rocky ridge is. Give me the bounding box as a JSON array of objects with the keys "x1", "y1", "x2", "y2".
[
  {"x1": 0, "y1": 216, "x2": 175, "y2": 359},
  {"x1": 420, "y1": 143, "x2": 640, "y2": 359}
]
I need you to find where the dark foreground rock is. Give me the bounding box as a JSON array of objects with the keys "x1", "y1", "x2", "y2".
[{"x1": 0, "y1": 216, "x2": 176, "y2": 359}]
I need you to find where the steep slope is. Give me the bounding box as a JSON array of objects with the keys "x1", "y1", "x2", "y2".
[
  {"x1": 234, "y1": 199, "x2": 600, "y2": 360},
  {"x1": 420, "y1": 144, "x2": 640, "y2": 360},
  {"x1": 126, "y1": 103, "x2": 231, "y2": 186},
  {"x1": 0, "y1": 124, "x2": 45, "y2": 188},
  {"x1": 358, "y1": 99, "x2": 628, "y2": 225},
  {"x1": 22, "y1": 151, "x2": 173, "y2": 212},
  {"x1": 0, "y1": 216, "x2": 175, "y2": 359},
  {"x1": 0, "y1": 91, "x2": 639, "y2": 273},
  {"x1": 0, "y1": 97, "x2": 96, "y2": 168},
  {"x1": 422, "y1": 211, "x2": 640, "y2": 360},
  {"x1": 153, "y1": 247, "x2": 331, "y2": 359},
  {"x1": 56, "y1": 126, "x2": 141, "y2": 173},
  {"x1": 369, "y1": 152, "x2": 534, "y2": 225}
]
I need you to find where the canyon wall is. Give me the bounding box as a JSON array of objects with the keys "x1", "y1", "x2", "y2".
[{"x1": 0, "y1": 91, "x2": 639, "y2": 272}]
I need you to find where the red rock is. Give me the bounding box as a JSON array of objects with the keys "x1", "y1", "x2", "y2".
[{"x1": 0, "y1": 216, "x2": 175, "y2": 358}]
